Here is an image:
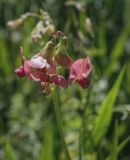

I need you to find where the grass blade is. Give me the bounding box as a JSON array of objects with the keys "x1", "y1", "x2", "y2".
[
  {"x1": 111, "y1": 25, "x2": 130, "y2": 61},
  {"x1": 106, "y1": 134, "x2": 130, "y2": 160},
  {"x1": 38, "y1": 121, "x2": 54, "y2": 160},
  {"x1": 118, "y1": 136, "x2": 130, "y2": 153},
  {"x1": 4, "y1": 142, "x2": 15, "y2": 160},
  {"x1": 108, "y1": 121, "x2": 118, "y2": 160},
  {"x1": 92, "y1": 67, "x2": 125, "y2": 145},
  {"x1": 0, "y1": 37, "x2": 12, "y2": 75}
]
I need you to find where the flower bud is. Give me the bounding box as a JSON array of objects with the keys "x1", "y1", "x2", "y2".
[
  {"x1": 41, "y1": 82, "x2": 51, "y2": 95},
  {"x1": 55, "y1": 36, "x2": 73, "y2": 68},
  {"x1": 39, "y1": 41, "x2": 56, "y2": 59},
  {"x1": 55, "y1": 53, "x2": 72, "y2": 69},
  {"x1": 7, "y1": 19, "x2": 23, "y2": 30},
  {"x1": 15, "y1": 66, "x2": 26, "y2": 77}
]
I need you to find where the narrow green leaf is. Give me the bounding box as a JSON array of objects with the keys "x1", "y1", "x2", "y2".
[
  {"x1": 106, "y1": 135, "x2": 130, "y2": 160},
  {"x1": 92, "y1": 67, "x2": 125, "y2": 145},
  {"x1": 118, "y1": 136, "x2": 130, "y2": 153},
  {"x1": 0, "y1": 37, "x2": 12, "y2": 75},
  {"x1": 38, "y1": 121, "x2": 54, "y2": 160},
  {"x1": 98, "y1": 23, "x2": 107, "y2": 56},
  {"x1": 109, "y1": 121, "x2": 118, "y2": 160},
  {"x1": 111, "y1": 25, "x2": 130, "y2": 61},
  {"x1": 105, "y1": 25, "x2": 130, "y2": 75},
  {"x1": 4, "y1": 142, "x2": 15, "y2": 160},
  {"x1": 124, "y1": 0, "x2": 130, "y2": 25}
]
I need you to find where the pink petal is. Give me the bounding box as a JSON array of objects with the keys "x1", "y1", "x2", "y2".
[
  {"x1": 15, "y1": 66, "x2": 26, "y2": 77},
  {"x1": 58, "y1": 75, "x2": 68, "y2": 88},
  {"x1": 76, "y1": 77, "x2": 90, "y2": 89},
  {"x1": 27, "y1": 56, "x2": 47, "y2": 69},
  {"x1": 55, "y1": 54, "x2": 73, "y2": 68},
  {"x1": 69, "y1": 57, "x2": 92, "y2": 84},
  {"x1": 23, "y1": 59, "x2": 30, "y2": 74},
  {"x1": 49, "y1": 74, "x2": 59, "y2": 84},
  {"x1": 46, "y1": 60, "x2": 56, "y2": 74},
  {"x1": 29, "y1": 69, "x2": 49, "y2": 81},
  {"x1": 49, "y1": 74, "x2": 68, "y2": 88},
  {"x1": 70, "y1": 57, "x2": 92, "y2": 77}
]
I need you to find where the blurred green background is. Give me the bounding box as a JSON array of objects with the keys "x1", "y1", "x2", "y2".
[{"x1": 0, "y1": 0, "x2": 130, "y2": 160}]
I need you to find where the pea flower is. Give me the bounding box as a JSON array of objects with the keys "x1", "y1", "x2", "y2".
[
  {"x1": 69, "y1": 57, "x2": 92, "y2": 89},
  {"x1": 15, "y1": 47, "x2": 49, "y2": 81},
  {"x1": 15, "y1": 32, "x2": 92, "y2": 95},
  {"x1": 15, "y1": 40, "x2": 69, "y2": 94},
  {"x1": 49, "y1": 74, "x2": 68, "y2": 89}
]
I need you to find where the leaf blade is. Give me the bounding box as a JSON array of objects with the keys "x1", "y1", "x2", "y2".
[
  {"x1": 4, "y1": 142, "x2": 15, "y2": 160},
  {"x1": 92, "y1": 67, "x2": 125, "y2": 145}
]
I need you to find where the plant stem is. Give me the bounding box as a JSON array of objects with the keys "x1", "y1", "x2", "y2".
[{"x1": 52, "y1": 87, "x2": 71, "y2": 160}]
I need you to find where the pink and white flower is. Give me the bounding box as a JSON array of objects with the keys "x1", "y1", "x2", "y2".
[{"x1": 69, "y1": 57, "x2": 92, "y2": 89}]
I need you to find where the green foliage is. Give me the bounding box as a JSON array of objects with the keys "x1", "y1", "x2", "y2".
[
  {"x1": 38, "y1": 121, "x2": 54, "y2": 160},
  {"x1": 52, "y1": 87, "x2": 71, "y2": 160},
  {"x1": 107, "y1": 121, "x2": 118, "y2": 160},
  {"x1": 106, "y1": 127, "x2": 130, "y2": 160},
  {"x1": 0, "y1": 37, "x2": 12, "y2": 75},
  {"x1": 92, "y1": 67, "x2": 125, "y2": 145},
  {"x1": 118, "y1": 136, "x2": 130, "y2": 154},
  {"x1": 0, "y1": 0, "x2": 130, "y2": 160},
  {"x1": 111, "y1": 25, "x2": 130, "y2": 61},
  {"x1": 4, "y1": 142, "x2": 15, "y2": 160}
]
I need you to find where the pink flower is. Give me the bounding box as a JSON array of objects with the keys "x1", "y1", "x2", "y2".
[
  {"x1": 15, "y1": 60, "x2": 29, "y2": 79},
  {"x1": 69, "y1": 57, "x2": 92, "y2": 89},
  {"x1": 39, "y1": 74, "x2": 68, "y2": 95},
  {"x1": 46, "y1": 59, "x2": 56, "y2": 74},
  {"x1": 15, "y1": 48, "x2": 50, "y2": 81},
  {"x1": 49, "y1": 74, "x2": 68, "y2": 88},
  {"x1": 15, "y1": 47, "x2": 69, "y2": 94},
  {"x1": 15, "y1": 57, "x2": 48, "y2": 81},
  {"x1": 26, "y1": 56, "x2": 49, "y2": 81},
  {"x1": 15, "y1": 66, "x2": 26, "y2": 77},
  {"x1": 55, "y1": 53, "x2": 73, "y2": 69},
  {"x1": 15, "y1": 36, "x2": 93, "y2": 93},
  {"x1": 27, "y1": 55, "x2": 48, "y2": 69}
]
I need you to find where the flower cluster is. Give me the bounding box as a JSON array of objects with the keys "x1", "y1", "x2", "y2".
[{"x1": 15, "y1": 32, "x2": 92, "y2": 95}]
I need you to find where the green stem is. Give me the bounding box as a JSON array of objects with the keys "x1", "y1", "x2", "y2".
[{"x1": 52, "y1": 87, "x2": 71, "y2": 160}]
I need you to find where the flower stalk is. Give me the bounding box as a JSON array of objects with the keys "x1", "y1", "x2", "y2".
[{"x1": 52, "y1": 87, "x2": 71, "y2": 160}]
